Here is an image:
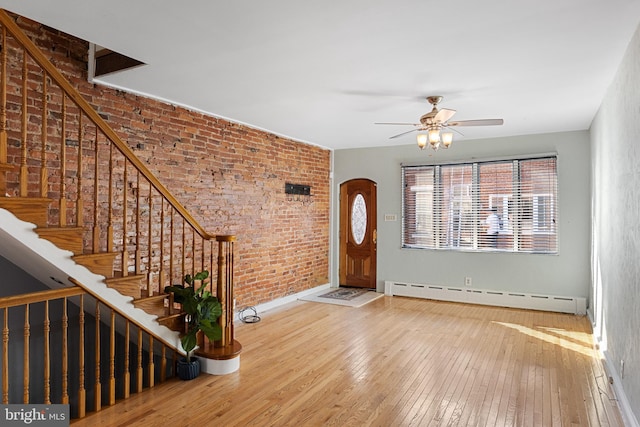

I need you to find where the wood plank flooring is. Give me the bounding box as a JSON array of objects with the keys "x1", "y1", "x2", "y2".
[{"x1": 71, "y1": 296, "x2": 623, "y2": 426}]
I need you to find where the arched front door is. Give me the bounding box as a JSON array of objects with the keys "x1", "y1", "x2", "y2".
[{"x1": 339, "y1": 179, "x2": 377, "y2": 289}]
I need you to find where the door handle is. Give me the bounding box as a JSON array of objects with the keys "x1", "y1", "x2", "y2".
[{"x1": 373, "y1": 229, "x2": 377, "y2": 245}]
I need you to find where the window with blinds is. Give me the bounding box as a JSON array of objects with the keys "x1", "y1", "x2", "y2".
[{"x1": 402, "y1": 156, "x2": 557, "y2": 253}]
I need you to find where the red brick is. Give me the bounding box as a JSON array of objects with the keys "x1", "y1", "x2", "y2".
[{"x1": 2, "y1": 13, "x2": 330, "y2": 307}]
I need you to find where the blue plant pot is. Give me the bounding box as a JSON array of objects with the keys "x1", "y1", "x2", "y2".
[{"x1": 176, "y1": 357, "x2": 201, "y2": 380}]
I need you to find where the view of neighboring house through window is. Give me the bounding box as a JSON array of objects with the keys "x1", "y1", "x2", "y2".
[{"x1": 402, "y1": 156, "x2": 557, "y2": 253}]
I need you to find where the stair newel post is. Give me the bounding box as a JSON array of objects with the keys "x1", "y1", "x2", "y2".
[
  {"x1": 215, "y1": 235, "x2": 236, "y2": 348},
  {"x1": 19, "y1": 50, "x2": 27, "y2": 197},
  {"x1": 39, "y1": 73, "x2": 47, "y2": 198},
  {"x1": 59, "y1": 95, "x2": 67, "y2": 227}
]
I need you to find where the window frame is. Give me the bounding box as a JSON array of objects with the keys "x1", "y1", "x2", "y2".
[{"x1": 401, "y1": 154, "x2": 558, "y2": 254}]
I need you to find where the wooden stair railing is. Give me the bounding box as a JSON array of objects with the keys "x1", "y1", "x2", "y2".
[
  {"x1": 0, "y1": 9, "x2": 238, "y2": 354},
  {"x1": 0, "y1": 285, "x2": 176, "y2": 420}
]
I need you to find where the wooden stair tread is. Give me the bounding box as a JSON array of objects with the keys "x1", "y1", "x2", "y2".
[
  {"x1": 72, "y1": 252, "x2": 118, "y2": 278},
  {"x1": 35, "y1": 226, "x2": 84, "y2": 255},
  {"x1": 107, "y1": 271, "x2": 147, "y2": 282},
  {"x1": 36, "y1": 225, "x2": 84, "y2": 231},
  {"x1": 73, "y1": 251, "x2": 119, "y2": 261},
  {"x1": 157, "y1": 312, "x2": 186, "y2": 332},
  {"x1": 105, "y1": 272, "x2": 146, "y2": 299},
  {"x1": 156, "y1": 312, "x2": 185, "y2": 323},
  {"x1": 133, "y1": 293, "x2": 170, "y2": 317},
  {"x1": 135, "y1": 293, "x2": 168, "y2": 303},
  {"x1": 157, "y1": 312, "x2": 184, "y2": 320},
  {"x1": 0, "y1": 196, "x2": 50, "y2": 204},
  {"x1": 36, "y1": 225, "x2": 83, "y2": 231},
  {"x1": 0, "y1": 197, "x2": 51, "y2": 227}
]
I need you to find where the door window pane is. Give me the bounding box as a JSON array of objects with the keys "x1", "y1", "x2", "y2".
[{"x1": 351, "y1": 194, "x2": 367, "y2": 244}]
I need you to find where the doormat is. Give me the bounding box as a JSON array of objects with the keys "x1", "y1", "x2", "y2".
[
  {"x1": 299, "y1": 288, "x2": 384, "y2": 307},
  {"x1": 318, "y1": 288, "x2": 369, "y2": 301}
]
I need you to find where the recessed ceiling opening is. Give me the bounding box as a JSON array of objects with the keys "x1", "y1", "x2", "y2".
[{"x1": 89, "y1": 43, "x2": 146, "y2": 79}]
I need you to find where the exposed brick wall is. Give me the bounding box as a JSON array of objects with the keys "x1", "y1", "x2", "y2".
[{"x1": 5, "y1": 14, "x2": 331, "y2": 307}]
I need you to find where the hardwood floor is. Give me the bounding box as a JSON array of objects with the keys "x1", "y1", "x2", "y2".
[{"x1": 71, "y1": 296, "x2": 623, "y2": 426}]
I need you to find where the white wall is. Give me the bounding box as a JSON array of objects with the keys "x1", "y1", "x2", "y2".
[
  {"x1": 332, "y1": 130, "x2": 591, "y2": 299},
  {"x1": 590, "y1": 23, "x2": 640, "y2": 424}
]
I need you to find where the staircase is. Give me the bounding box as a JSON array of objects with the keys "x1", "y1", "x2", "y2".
[{"x1": 0, "y1": 9, "x2": 240, "y2": 419}]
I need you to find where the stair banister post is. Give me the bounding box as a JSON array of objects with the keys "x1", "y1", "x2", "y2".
[{"x1": 215, "y1": 235, "x2": 235, "y2": 348}]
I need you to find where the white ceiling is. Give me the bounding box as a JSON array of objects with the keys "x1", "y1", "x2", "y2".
[{"x1": 1, "y1": 1, "x2": 639, "y2": 150}]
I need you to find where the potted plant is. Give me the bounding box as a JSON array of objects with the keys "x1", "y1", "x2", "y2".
[{"x1": 165, "y1": 270, "x2": 222, "y2": 380}]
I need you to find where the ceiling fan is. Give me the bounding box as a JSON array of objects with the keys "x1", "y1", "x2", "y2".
[{"x1": 375, "y1": 96, "x2": 503, "y2": 150}]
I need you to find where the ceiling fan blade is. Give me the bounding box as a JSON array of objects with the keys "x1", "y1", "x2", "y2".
[
  {"x1": 389, "y1": 128, "x2": 419, "y2": 139},
  {"x1": 446, "y1": 126, "x2": 465, "y2": 136},
  {"x1": 435, "y1": 108, "x2": 456, "y2": 123},
  {"x1": 448, "y1": 119, "x2": 504, "y2": 127},
  {"x1": 375, "y1": 122, "x2": 419, "y2": 126}
]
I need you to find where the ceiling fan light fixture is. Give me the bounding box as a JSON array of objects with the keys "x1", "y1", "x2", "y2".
[
  {"x1": 416, "y1": 133, "x2": 428, "y2": 150},
  {"x1": 378, "y1": 96, "x2": 503, "y2": 153},
  {"x1": 428, "y1": 127, "x2": 440, "y2": 144},
  {"x1": 441, "y1": 132, "x2": 453, "y2": 148}
]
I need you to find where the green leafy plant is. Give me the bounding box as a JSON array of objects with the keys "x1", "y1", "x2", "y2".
[{"x1": 164, "y1": 271, "x2": 222, "y2": 362}]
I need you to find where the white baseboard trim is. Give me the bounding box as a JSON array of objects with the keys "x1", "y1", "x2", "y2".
[
  {"x1": 601, "y1": 349, "x2": 640, "y2": 427},
  {"x1": 589, "y1": 310, "x2": 638, "y2": 425},
  {"x1": 385, "y1": 280, "x2": 586, "y2": 315},
  {"x1": 234, "y1": 283, "x2": 332, "y2": 322}
]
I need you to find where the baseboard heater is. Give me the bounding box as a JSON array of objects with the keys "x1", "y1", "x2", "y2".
[{"x1": 384, "y1": 281, "x2": 586, "y2": 315}]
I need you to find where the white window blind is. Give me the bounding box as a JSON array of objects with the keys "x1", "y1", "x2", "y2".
[{"x1": 402, "y1": 156, "x2": 557, "y2": 253}]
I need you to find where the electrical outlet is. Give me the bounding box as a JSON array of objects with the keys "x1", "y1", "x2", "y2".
[
  {"x1": 621, "y1": 359, "x2": 625, "y2": 379},
  {"x1": 465, "y1": 277, "x2": 472, "y2": 286}
]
